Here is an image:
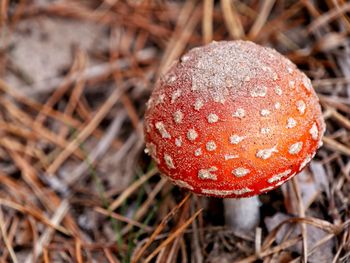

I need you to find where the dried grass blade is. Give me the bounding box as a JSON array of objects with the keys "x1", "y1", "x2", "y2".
[
  {"x1": 94, "y1": 207, "x2": 153, "y2": 232},
  {"x1": 19, "y1": 48, "x2": 156, "y2": 95},
  {"x1": 109, "y1": 167, "x2": 158, "y2": 211},
  {"x1": 329, "y1": 107, "x2": 350, "y2": 130},
  {"x1": 131, "y1": 193, "x2": 191, "y2": 262},
  {"x1": 7, "y1": 150, "x2": 81, "y2": 237},
  {"x1": 248, "y1": 0, "x2": 275, "y2": 39},
  {"x1": 159, "y1": 1, "x2": 199, "y2": 74},
  {"x1": 202, "y1": 0, "x2": 214, "y2": 44},
  {"x1": 308, "y1": 2, "x2": 350, "y2": 32},
  {"x1": 46, "y1": 86, "x2": 125, "y2": 175},
  {"x1": 0, "y1": 198, "x2": 69, "y2": 235},
  {"x1": 237, "y1": 236, "x2": 301, "y2": 263},
  {"x1": 66, "y1": 111, "x2": 127, "y2": 186},
  {"x1": 0, "y1": 206, "x2": 18, "y2": 263},
  {"x1": 0, "y1": 78, "x2": 123, "y2": 148},
  {"x1": 123, "y1": 178, "x2": 168, "y2": 232},
  {"x1": 58, "y1": 50, "x2": 87, "y2": 139},
  {"x1": 0, "y1": 137, "x2": 44, "y2": 160},
  {"x1": 221, "y1": 0, "x2": 245, "y2": 39},
  {"x1": 24, "y1": 199, "x2": 70, "y2": 263},
  {"x1": 1, "y1": 99, "x2": 86, "y2": 160},
  {"x1": 144, "y1": 208, "x2": 203, "y2": 263},
  {"x1": 323, "y1": 136, "x2": 350, "y2": 156},
  {"x1": 75, "y1": 238, "x2": 83, "y2": 263},
  {"x1": 291, "y1": 177, "x2": 308, "y2": 263}
]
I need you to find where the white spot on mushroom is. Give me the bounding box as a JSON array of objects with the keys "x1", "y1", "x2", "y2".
[
  {"x1": 198, "y1": 167, "x2": 218, "y2": 180},
  {"x1": 145, "y1": 143, "x2": 159, "y2": 163},
  {"x1": 194, "y1": 148, "x2": 202, "y2": 156},
  {"x1": 318, "y1": 140, "x2": 323, "y2": 149},
  {"x1": 287, "y1": 67, "x2": 293, "y2": 74},
  {"x1": 206, "y1": 141, "x2": 217, "y2": 151},
  {"x1": 296, "y1": 100, "x2": 306, "y2": 114},
  {"x1": 145, "y1": 142, "x2": 155, "y2": 155},
  {"x1": 212, "y1": 93, "x2": 226, "y2": 104},
  {"x1": 250, "y1": 86, "x2": 267, "y2": 97},
  {"x1": 155, "y1": 122, "x2": 171, "y2": 138},
  {"x1": 287, "y1": 118, "x2": 297, "y2": 128},
  {"x1": 260, "y1": 186, "x2": 275, "y2": 193},
  {"x1": 272, "y1": 72, "x2": 278, "y2": 81},
  {"x1": 230, "y1": 135, "x2": 245, "y2": 144},
  {"x1": 267, "y1": 52, "x2": 276, "y2": 59},
  {"x1": 233, "y1": 108, "x2": 245, "y2": 119},
  {"x1": 225, "y1": 77, "x2": 233, "y2": 87},
  {"x1": 232, "y1": 187, "x2": 254, "y2": 195},
  {"x1": 191, "y1": 80, "x2": 199, "y2": 91},
  {"x1": 244, "y1": 76, "x2": 251, "y2": 82},
  {"x1": 155, "y1": 94, "x2": 165, "y2": 105},
  {"x1": 276, "y1": 178, "x2": 291, "y2": 187},
  {"x1": 260, "y1": 127, "x2": 270, "y2": 134},
  {"x1": 302, "y1": 74, "x2": 312, "y2": 91},
  {"x1": 201, "y1": 188, "x2": 253, "y2": 196},
  {"x1": 173, "y1": 110, "x2": 183, "y2": 123},
  {"x1": 175, "y1": 137, "x2": 182, "y2": 147},
  {"x1": 174, "y1": 180, "x2": 193, "y2": 190},
  {"x1": 194, "y1": 99, "x2": 204, "y2": 111},
  {"x1": 232, "y1": 167, "x2": 250, "y2": 177},
  {"x1": 300, "y1": 154, "x2": 312, "y2": 170},
  {"x1": 224, "y1": 154, "x2": 239, "y2": 160},
  {"x1": 256, "y1": 145, "x2": 278, "y2": 160},
  {"x1": 201, "y1": 189, "x2": 228, "y2": 196},
  {"x1": 180, "y1": 55, "x2": 190, "y2": 62},
  {"x1": 260, "y1": 109, "x2": 271, "y2": 117},
  {"x1": 262, "y1": 66, "x2": 270, "y2": 72},
  {"x1": 289, "y1": 142, "x2": 303, "y2": 155},
  {"x1": 309, "y1": 123, "x2": 318, "y2": 140},
  {"x1": 145, "y1": 121, "x2": 153, "y2": 133},
  {"x1": 268, "y1": 169, "x2": 292, "y2": 183},
  {"x1": 275, "y1": 102, "x2": 281, "y2": 109},
  {"x1": 164, "y1": 154, "x2": 175, "y2": 169},
  {"x1": 207, "y1": 113, "x2": 219, "y2": 123},
  {"x1": 171, "y1": 89, "x2": 181, "y2": 104},
  {"x1": 168, "y1": 75, "x2": 177, "y2": 83},
  {"x1": 146, "y1": 98, "x2": 154, "y2": 109},
  {"x1": 275, "y1": 86, "x2": 282, "y2": 96},
  {"x1": 289, "y1": 80, "x2": 295, "y2": 89},
  {"x1": 187, "y1": 129, "x2": 198, "y2": 141}
]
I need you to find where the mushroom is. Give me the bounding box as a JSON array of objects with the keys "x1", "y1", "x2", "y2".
[{"x1": 144, "y1": 40, "x2": 325, "y2": 232}]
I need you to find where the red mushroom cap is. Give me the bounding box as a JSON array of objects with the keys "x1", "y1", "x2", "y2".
[{"x1": 144, "y1": 40, "x2": 325, "y2": 198}]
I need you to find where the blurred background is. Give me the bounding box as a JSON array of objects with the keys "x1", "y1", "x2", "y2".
[{"x1": 0, "y1": 0, "x2": 350, "y2": 262}]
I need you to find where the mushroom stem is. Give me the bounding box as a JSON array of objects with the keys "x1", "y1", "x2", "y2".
[{"x1": 223, "y1": 196, "x2": 260, "y2": 232}]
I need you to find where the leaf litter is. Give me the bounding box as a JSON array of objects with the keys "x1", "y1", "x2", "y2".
[{"x1": 0, "y1": 0, "x2": 349, "y2": 262}]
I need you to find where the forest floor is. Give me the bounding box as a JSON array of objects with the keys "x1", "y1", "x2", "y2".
[{"x1": 0, "y1": 0, "x2": 349, "y2": 262}]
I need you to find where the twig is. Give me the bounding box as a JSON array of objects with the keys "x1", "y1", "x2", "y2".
[
  {"x1": 144, "y1": 208, "x2": 203, "y2": 262},
  {"x1": 291, "y1": 178, "x2": 308, "y2": 263},
  {"x1": 248, "y1": 0, "x2": 275, "y2": 40},
  {"x1": 131, "y1": 194, "x2": 191, "y2": 262},
  {"x1": 109, "y1": 167, "x2": 158, "y2": 211},
  {"x1": 202, "y1": 0, "x2": 213, "y2": 44},
  {"x1": 221, "y1": 0, "x2": 244, "y2": 39},
  {"x1": 64, "y1": 111, "x2": 127, "y2": 186},
  {"x1": 0, "y1": 206, "x2": 18, "y2": 263},
  {"x1": 323, "y1": 136, "x2": 350, "y2": 156},
  {"x1": 46, "y1": 86, "x2": 126, "y2": 175},
  {"x1": 24, "y1": 199, "x2": 70, "y2": 263}
]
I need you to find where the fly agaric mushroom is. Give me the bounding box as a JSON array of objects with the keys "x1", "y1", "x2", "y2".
[{"x1": 144, "y1": 40, "x2": 325, "y2": 231}]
